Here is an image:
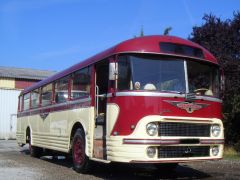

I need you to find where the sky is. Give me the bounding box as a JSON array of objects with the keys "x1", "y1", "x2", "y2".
[{"x1": 0, "y1": 0, "x2": 239, "y2": 71}]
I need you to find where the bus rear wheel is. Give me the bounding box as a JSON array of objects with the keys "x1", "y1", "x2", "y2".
[
  {"x1": 72, "y1": 128, "x2": 91, "y2": 173},
  {"x1": 28, "y1": 133, "x2": 42, "y2": 158}
]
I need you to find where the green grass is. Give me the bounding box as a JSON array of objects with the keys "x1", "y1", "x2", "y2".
[{"x1": 224, "y1": 146, "x2": 240, "y2": 160}]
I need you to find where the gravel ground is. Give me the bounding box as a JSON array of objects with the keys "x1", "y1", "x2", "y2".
[{"x1": 0, "y1": 140, "x2": 240, "y2": 180}]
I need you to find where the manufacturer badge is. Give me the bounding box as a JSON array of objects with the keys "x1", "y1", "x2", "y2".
[
  {"x1": 185, "y1": 147, "x2": 192, "y2": 154},
  {"x1": 164, "y1": 101, "x2": 209, "y2": 113}
]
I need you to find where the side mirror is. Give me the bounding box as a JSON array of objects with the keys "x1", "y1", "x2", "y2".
[{"x1": 109, "y1": 62, "x2": 118, "y2": 80}]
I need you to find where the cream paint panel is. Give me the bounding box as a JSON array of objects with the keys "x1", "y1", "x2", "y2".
[
  {"x1": 16, "y1": 116, "x2": 25, "y2": 144},
  {"x1": 106, "y1": 104, "x2": 120, "y2": 136},
  {"x1": 130, "y1": 116, "x2": 224, "y2": 139},
  {"x1": 29, "y1": 114, "x2": 39, "y2": 140},
  {"x1": 0, "y1": 78, "x2": 15, "y2": 89},
  {"x1": 68, "y1": 107, "x2": 95, "y2": 156},
  {"x1": 106, "y1": 137, "x2": 224, "y2": 163},
  {"x1": 50, "y1": 111, "x2": 68, "y2": 136},
  {"x1": 17, "y1": 106, "x2": 95, "y2": 153},
  {"x1": 106, "y1": 116, "x2": 224, "y2": 163},
  {"x1": 32, "y1": 111, "x2": 69, "y2": 152},
  {"x1": 37, "y1": 113, "x2": 51, "y2": 134},
  {"x1": 107, "y1": 144, "x2": 224, "y2": 162}
]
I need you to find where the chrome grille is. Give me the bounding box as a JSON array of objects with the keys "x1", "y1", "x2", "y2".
[
  {"x1": 159, "y1": 122, "x2": 210, "y2": 137},
  {"x1": 158, "y1": 146, "x2": 210, "y2": 158}
]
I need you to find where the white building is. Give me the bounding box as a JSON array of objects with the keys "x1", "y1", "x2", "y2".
[{"x1": 0, "y1": 66, "x2": 55, "y2": 139}]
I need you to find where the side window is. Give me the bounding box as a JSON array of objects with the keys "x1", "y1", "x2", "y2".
[
  {"x1": 71, "y1": 67, "x2": 91, "y2": 99},
  {"x1": 31, "y1": 89, "x2": 40, "y2": 108},
  {"x1": 118, "y1": 56, "x2": 132, "y2": 90},
  {"x1": 41, "y1": 84, "x2": 53, "y2": 106},
  {"x1": 23, "y1": 93, "x2": 30, "y2": 111},
  {"x1": 55, "y1": 76, "x2": 69, "y2": 103}
]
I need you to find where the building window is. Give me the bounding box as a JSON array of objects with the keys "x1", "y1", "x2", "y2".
[
  {"x1": 71, "y1": 67, "x2": 91, "y2": 99},
  {"x1": 41, "y1": 84, "x2": 53, "y2": 106},
  {"x1": 23, "y1": 93, "x2": 30, "y2": 111},
  {"x1": 31, "y1": 89, "x2": 40, "y2": 108},
  {"x1": 55, "y1": 76, "x2": 69, "y2": 103}
]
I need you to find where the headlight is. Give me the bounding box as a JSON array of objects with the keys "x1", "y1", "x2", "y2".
[
  {"x1": 146, "y1": 122, "x2": 158, "y2": 136},
  {"x1": 211, "y1": 124, "x2": 221, "y2": 137},
  {"x1": 212, "y1": 146, "x2": 219, "y2": 156},
  {"x1": 146, "y1": 147, "x2": 156, "y2": 158}
]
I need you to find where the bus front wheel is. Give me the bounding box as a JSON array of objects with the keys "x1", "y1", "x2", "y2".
[{"x1": 72, "y1": 128, "x2": 91, "y2": 173}]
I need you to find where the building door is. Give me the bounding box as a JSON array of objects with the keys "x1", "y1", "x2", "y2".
[{"x1": 10, "y1": 114, "x2": 17, "y2": 139}]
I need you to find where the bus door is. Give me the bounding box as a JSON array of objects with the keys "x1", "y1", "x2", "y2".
[{"x1": 93, "y1": 59, "x2": 109, "y2": 159}]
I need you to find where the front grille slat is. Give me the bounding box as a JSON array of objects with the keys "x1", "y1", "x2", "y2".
[
  {"x1": 158, "y1": 146, "x2": 210, "y2": 158},
  {"x1": 159, "y1": 122, "x2": 210, "y2": 137}
]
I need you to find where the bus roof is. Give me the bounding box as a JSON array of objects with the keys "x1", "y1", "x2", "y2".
[{"x1": 21, "y1": 35, "x2": 218, "y2": 95}]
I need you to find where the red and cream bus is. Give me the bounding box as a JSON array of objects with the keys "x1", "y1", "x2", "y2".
[{"x1": 16, "y1": 35, "x2": 224, "y2": 173}]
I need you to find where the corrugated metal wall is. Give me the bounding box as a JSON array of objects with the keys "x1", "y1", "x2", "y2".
[{"x1": 0, "y1": 88, "x2": 21, "y2": 139}]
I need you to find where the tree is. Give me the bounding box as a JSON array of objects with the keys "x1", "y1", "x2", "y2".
[
  {"x1": 163, "y1": 27, "x2": 172, "y2": 35},
  {"x1": 140, "y1": 26, "x2": 144, "y2": 37},
  {"x1": 134, "y1": 26, "x2": 144, "y2": 38},
  {"x1": 190, "y1": 12, "x2": 240, "y2": 149}
]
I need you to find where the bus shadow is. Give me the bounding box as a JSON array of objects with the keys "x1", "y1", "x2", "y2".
[
  {"x1": 20, "y1": 148, "x2": 211, "y2": 179},
  {"x1": 90, "y1": 163, "x2": 211, "y2": 179},
  {"x1": 40, "y1": 156, "x2": 211, "y2": 179},
  {"x1": 40, "y1": 155, "x2": 73, "y2": 169}
]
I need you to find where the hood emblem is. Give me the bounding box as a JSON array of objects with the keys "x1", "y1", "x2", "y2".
[{"x1": 164, "y1": 101, "x2": 209, "y2": 113}]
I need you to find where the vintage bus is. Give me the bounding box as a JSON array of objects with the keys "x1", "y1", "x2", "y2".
[{"x1": 16, "y1": 35, "x2": 224, "y2": 173}]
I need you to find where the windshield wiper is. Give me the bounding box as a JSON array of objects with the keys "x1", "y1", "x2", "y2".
[{"x1": 160, "y1": 90, "x2": 184, "y2": 94}]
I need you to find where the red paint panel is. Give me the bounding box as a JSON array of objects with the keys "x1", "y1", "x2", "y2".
[
  {"x1": 22, "y1": 36, "x2": 218, "y2": 95},
  {"x1": 15, "y1": 79, "x2": 38, "y2": 89},
  {"x1": 108, "y1": 96, "x2": 222, "y2": 136}
]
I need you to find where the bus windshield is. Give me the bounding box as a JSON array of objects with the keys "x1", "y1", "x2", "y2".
[
  {"x1": 187, "y1": 60, "x2": 220, "y2": 97},
  {"x1": 118, "y1": 55, "x2": 220, "y2": 97}
]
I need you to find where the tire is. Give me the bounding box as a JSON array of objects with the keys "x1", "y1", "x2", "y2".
[
  {"x1": 154, "y1": 163, "x2": 178, "y2": 171},
  {"x1": 72, "y1": 128, "x2": 91, "y2": 173},
  {"x1": 28, "y1": 133, "x2": 42, "y2": 158}
]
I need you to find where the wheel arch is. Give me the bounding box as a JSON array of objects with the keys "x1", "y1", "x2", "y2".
[
  {"x1": 69, "y1": 122, "x2": 86, "y2": 150},
  {"x1": 70, "y1": 122, "x2": 85, "y2": 139}
]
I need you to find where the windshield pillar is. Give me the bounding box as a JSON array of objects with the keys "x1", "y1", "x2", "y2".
[{"x1": 184, "y1": 60, "x2": 189, "y2": 94}]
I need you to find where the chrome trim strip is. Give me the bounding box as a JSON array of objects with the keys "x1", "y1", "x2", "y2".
[
  {"x1": 20, "y1": 97, "x2": 91, "y2": 113},
  {"x1": 200, "y1": 139, "x2": 224, "y2": 144},
  {"x1": 130, "y1": 157, "x2": 222, "y2": 163},
  {"x1": 123, "y1": 139, "x2": 180, "y2": 145},
  {"x1": 107, "y1": 91, "x2": 222, "y2": 103},
  {"x1": 123, "y1": 138, "x2": 225, "y2": 145},
  {"x1": 115, "y1": 92, "x2": 185, "y2": 98}
]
